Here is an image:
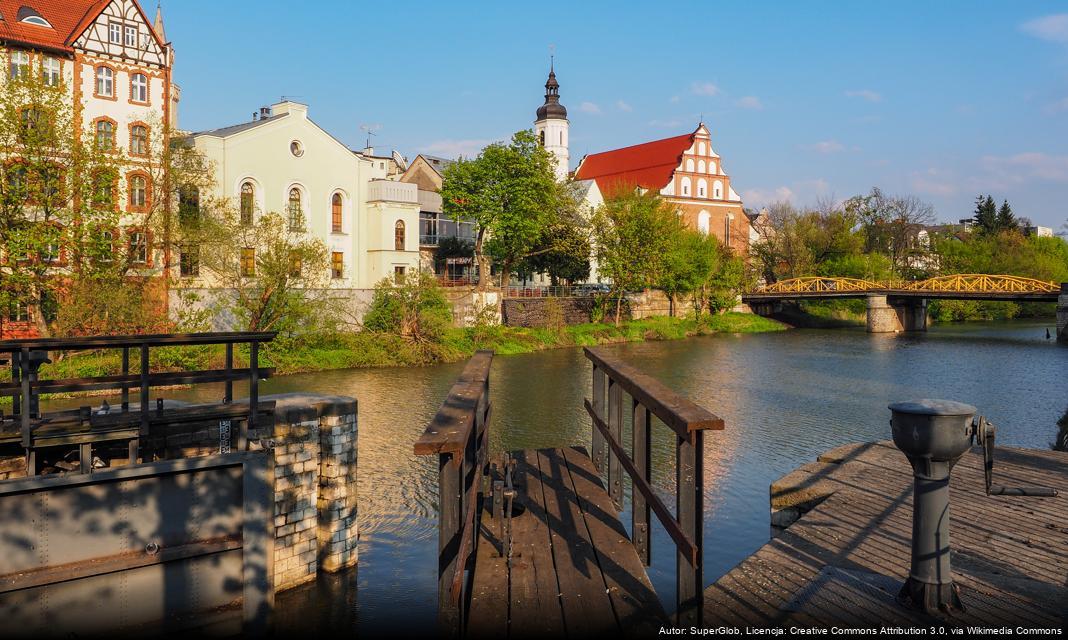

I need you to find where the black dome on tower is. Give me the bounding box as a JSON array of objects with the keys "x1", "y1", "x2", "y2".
[{"x1": 536, "y1": 62, "x2": 567, "y2": 121}]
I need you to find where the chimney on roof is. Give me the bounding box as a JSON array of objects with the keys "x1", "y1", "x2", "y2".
[{"x1": 260, "y1": 106, "x2": 271, "y2": 119}]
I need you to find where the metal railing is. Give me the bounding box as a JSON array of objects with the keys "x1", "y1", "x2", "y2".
[
  {"x1": 750, "y1": 274, "x2": 1060, "y2": 296},
  {"x1": 413, "y1": 350, "x2": 493, "y2": 633},
  {"x1": 0, "y1": 332, "x2": 276, "y2": 476},
  {"x1": 583, "y1": 347, "x2": 724, "y2": 625},
  {"x1": 503, "y1": 285, "x2": 608, "y2": 298}
]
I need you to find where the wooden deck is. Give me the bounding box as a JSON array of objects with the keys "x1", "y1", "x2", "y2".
[
  {"x1": 466, "y1": 447, "x2": 666, "y2": 638},
  {"x1": 704, "y1": 441, "x2": 1068, "y2": 627}
]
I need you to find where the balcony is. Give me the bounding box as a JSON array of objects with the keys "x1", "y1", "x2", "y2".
[{"x1": 367, "y1": 180, "x2": 418, "y2": 204}]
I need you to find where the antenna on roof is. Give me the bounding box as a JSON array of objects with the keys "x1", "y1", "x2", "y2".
[
  {"x1": 360, "y1": 123, "x2": 382, "y2": 151},
  {"x1": 280, "y1": 95, "x2": 303, "y2": 103}
]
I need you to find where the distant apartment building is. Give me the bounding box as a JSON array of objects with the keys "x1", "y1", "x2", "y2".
[
  {"x1": 175, "y1": 101, "x2": 422, "y2": 326},
  {"x1": 0, "y1": 0, "x2": 177, "y2": 338},
  {"x1": 1025, "y1": 225, "x2": 1054, "y2": 238},
  {"x1": 398, "y1": 154, "x2": 477, "y2": 282}
]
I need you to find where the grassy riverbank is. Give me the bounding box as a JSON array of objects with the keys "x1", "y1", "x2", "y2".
[{"x1": 21, "y1": 313, "x2": 787, "y2": 382}]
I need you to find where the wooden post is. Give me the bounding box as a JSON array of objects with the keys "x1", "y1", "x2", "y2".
[
  {"x1": 438, "y1": 452, "x2": 462, "y2": 634},
  {"x1": 11, "y1": 351, "x2": 21, "y2": 417},
  {"x1": 591, "y1": 366, "x2": 606, "y2": 474},
  {"x1": 632, "y1": 399, "x2": 651, "y2": 565},
  {"x1": 243, "y1": 340, "x2": 257, "y2": 451},
  {"x1": 19, "y1": 348, "x2": 30, "y2": 450},
  {"x1": 224, "y1": 342, "x2": 234, "y2": 403},
  {"x1": 121, "y1": 347, "x2": 130, "y2": 411},
  {"x1": 676, "y1": 431, "x2": 703, "y2": 626},
  {"x1": 139, "y1": 343, "x2": 149, "y2": 461},
  {"x1": 607, "y1": 379, "x2": 623, "y2": 510}
]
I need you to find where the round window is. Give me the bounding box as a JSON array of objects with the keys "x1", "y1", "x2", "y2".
[{"x1": 290, "y1": 140, "x2": 304, "y2": 157}]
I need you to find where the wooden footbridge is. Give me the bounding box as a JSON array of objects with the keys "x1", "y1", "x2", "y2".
[{"x1": 415, "y1": 348, "x2": 723, "y2": 636}]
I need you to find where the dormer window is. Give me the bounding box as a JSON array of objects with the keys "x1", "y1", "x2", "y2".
[{"x1": 17, "y1": 7, "x2": 51, "y2": 28}]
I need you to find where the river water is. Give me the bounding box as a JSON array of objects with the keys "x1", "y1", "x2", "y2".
[{"x1": 119, "y1": 321, "x2": 1068, "y2": 632}]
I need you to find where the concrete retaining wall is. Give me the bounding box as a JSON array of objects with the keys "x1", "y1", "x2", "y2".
[{"x1": 502, "y1": 297, "x2": 594, "y2": 327}]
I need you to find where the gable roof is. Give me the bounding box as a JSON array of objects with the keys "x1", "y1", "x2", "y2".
[
  {"x1": 574, "y1": 130, "x2": 696, "y2": 196},
  {"x1": 190, "y1": 113, "x2": 290, "y2": 138},
  {"x1": 0, "y1": 0, "x2": 163, "y2": 54}
]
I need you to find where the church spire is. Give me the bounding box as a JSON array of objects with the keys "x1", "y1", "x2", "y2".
[
  {"x1": 154, "y1": 2, "x2": 167, "y2": 42},
  {"x1": 536, "y1": 59, "x2": 566, "y2": 122}
]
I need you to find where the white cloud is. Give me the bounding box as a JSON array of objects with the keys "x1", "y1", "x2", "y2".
[
  {"x1": 742, "y1": 186, "x2": 795, "y2": 205},
  {"x1": 419, "y1": 138, "x2": 494, "y2": 159},
  {"x1": 669, "y1": 95, "x2": 681, "y2": 104},
  {"x1": 579, "y1": 101, "x2": 602, "y2": 115},
  {"x1": 615, "y1": 100, "x2": 632, "y2": 112},
  {"x1": 982, "y1": 152, "x2": 1068, "y2": 183},
  {"x1": 1044, "y1": 97, "x2": 1068, "y2": 114},
  {"x1": 690, "y1": 82, "x2": 720, "y2": 97},
  {"x1": 1020, "y1": 13, "x2": 1068, "y2": 43},
  {"x1": 735, "y1": 96, "x2": 764, "y2": 110},
  {"x1": 809, "y1": 140, "x2": 845, "y2": 154},
  {"x1": 845, "y1": 89, "x2": 883, "y2": 103}
]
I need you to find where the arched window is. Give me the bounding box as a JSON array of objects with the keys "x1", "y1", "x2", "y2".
[
  {"x1": 698, "y1": 160, "x2": 706, "y2": 173},
  {"x1": 128, "y1": 174, "x2": 147, "y2": 209},
  {"x1": 685, "y1": 158, "x2": 695, "y2": 172},
  {"x1": 240, "y1": 182, "x2": 255, "y2": 224},
  {"x1": 130, "y1": 73, "x2": 148, "y2": 103},
  {"x1": 539, "y1": 130, "x2": 545, "y2": 146},
  {"x1": 709, "y1": 161, "x2": 717, "y2": 175},
  {"x1": 698, "y1": 211, "x2": 710, "y2": 235},
  {"x1": 680, "y1": 177, "x2": 691, "y2": 196},
  {"x1": 130, "y1": 124, "x2": 148, "y2": 156},
  {"x1": 95, "y1": 66, "x2": 113, "y2": 97},
  {"x1": 95, "y1": 120, "x2": 115, "y2": 150},
  {"x1": 394, "y1": 220, "x2": 405, "y2": 251},
  {"x1": 287, "y1": 188, "x2": 302, "y2": 230},
  {"x1": 698, "y1": 178, "x2": 708, "y2": 198},
  {"x1": 17, "y1": 6, "x2": 52, "y2": 27},
  {"x1": 713, "y1": 180, "x2": 723, "y2": 200},
  {"x1": 92, "y1": 171, "x2": 115, "y2": 209},
  {"x1": 331, "y1": 193, "x2": 343, "y2": 232}
]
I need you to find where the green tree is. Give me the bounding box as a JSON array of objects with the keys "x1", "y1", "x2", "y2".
[
  {"x1": 592, "y1": 192, "x2": 681, "y2": 325},
  {"x1": 518, "y1": 216, "x2": 591, "y2": 285},
  {"x1": 845, "y1": 188, "x2": 934, "y2": 278},
  {"x1": 440, "y1": 130, "x2": 561, "y2": 289},
  {"x1": 996, "y1": 199, "x2": 1018, "y2": 233},
  {"x1": 972, "y1": 194, "x2": 998, "y2": 235},
  {"x1": 363, "y1": 271, "x2": 452, "y2": 342}
]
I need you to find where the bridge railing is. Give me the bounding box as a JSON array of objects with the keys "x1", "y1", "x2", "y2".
[
  {"x1": 749, "y1": 274, "x2": 1060, "y2": 296},
  {"x1": 583, "y1": 347, "x2": 724, "y2": 625},
  {"x1": 414, "y1": 350, "x2": 493, "y2": 633}
]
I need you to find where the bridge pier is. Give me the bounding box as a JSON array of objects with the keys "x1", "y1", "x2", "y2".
[
  {"x1": 866, "y1": 295, "x2": 927, "y2": 334},
  {"x1": 1058, "y1": 284, "x2": 1068, "y2": 343},
  {"x1": 749, "y1": 301, "x2": 782, "y2": 317}
]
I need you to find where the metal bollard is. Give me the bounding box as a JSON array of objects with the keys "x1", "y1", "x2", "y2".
[
  {"x1": 889, "y1": 399, "x2": 976, "y2": 615},
  {"x1": 889, "y1": 399, "x2": 1059, "y2": 616}
]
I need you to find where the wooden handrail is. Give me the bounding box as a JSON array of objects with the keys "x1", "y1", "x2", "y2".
[
  {"x1": 0, "y1": 331, "x2": 277, "y2": 351},
  {"x1": 584, "y1": 347, "x2": 720, "y2": 626},
  {"x1": 414, "y1": 350, "x2": 493, "y2": 456},
  {"x1": 584, "y1": 347, "x2": 723, "y2": 438}
]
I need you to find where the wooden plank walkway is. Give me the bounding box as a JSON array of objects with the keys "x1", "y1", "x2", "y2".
[
  {"x1": 704, "y1": 441, "x2": 1068, "y2": 627},
  {"x1": 467, "y1": 447, "x2": 667, "y2": 638}
]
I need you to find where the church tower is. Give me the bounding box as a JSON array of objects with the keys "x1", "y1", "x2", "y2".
[{"x1": 534, "y1": 60, "x2": 570, "y2": 181}]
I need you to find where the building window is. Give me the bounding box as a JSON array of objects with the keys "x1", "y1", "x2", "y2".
[
  {"x1": 178, "y1": 185, "x2": 199, "y2": 225},
  {"x1": 19, "y1": 108, "x2": 42, "y2": 142},
  {"x1": 92, "y1": 171, "x2": 115, "y2": 209},
  {"x1": 539, "y1": 131, "x2": 545, "y2": 146},
  {"x1": 681, "y1": 177, "x2": 691, "y2": 196},
  {"x1": 96, "y1": 66, "x2": 114, "y2": 97},
  {"x1": 124, "y1": 25, "x2": 138, "y2": 47},
  {"x1": 394, "y1": 266, "x2": 406, "y2": 283},
  {"x1": 240, "y1": 182, "x2": 255, "y2": 224},
  {"x1": 8, "y1": 302, "x2": 30, "y2": 322},
  {"x1": 287, "y1": 188, "x2": 303, "y2": 230},
  {"x1": 394, "y1": 220, "x2": 406, "y2": 251},
  {"x1": 331, "y1": 193, "x2": 343, "y2": 232},
  {"x1": 713, "y1": 180, "x2": 723, "y2": 200},
  {"x1": 241, "y1": 248, "x2": 255, "y2": 277},
  {"x1": 129, "y1": 231, "x2": 147, "y2": 263},
  {"x1": 130, "y1": 124, "x2": 148, "y2": 156},
  {"x1": 289, "y1": 251, "x2": 302, "y2": 278},
  {"x1": 179, "y1": 244, "x2": 200, "y2": 277},
  {"x1": 130, "y1": 73, "x2": 148, "y2": 103},
  {"x1": 724, "y1": 216, "x2": 732, "y2": 248},
  {"x1": 98, "y1": 230, "x2": 114, "y2": 261},
  {"x1": 128, "y1": 174, "x2": 147, "y2": 209},
  {"x1": 41, "y1": 57, "x2": 60, "y2": 86},
  {"x1": 95, "y1": 120, "x2": 115, "y2": 150},
  {"x1": 43, "y1": 239, "x2": 60, "y2": 263},
  {"x1": 698, "y1": 179, "x2": 707, "y2": 198},
  {"x1": 109, "y1": 22, "x2": 122, "y2": 44},
  {"x1": 698, "y1": 210, "x2": 710, "y2": 235},
  {"x1": 331, "y1": 252, "x2": 344, "y2": 279},
  {"x1": 10, "y1": 51, "x2": 29, "y2": 79}
]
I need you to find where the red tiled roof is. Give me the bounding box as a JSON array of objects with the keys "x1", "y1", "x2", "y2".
[
  {"x1": 0, "y1": 0, "x2": 156, "y2": 54},
  {"x1": 574, "y1": 130, "x2": 695, "y2": 196}
]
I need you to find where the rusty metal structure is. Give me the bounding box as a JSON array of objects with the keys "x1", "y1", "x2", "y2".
[{"x1": 0, "y1": 332, "x2": 276, "y2": 476}]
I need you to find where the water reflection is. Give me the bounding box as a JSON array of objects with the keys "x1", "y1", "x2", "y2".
[
  {"x1": 1056, "y1": 407, "x2": 1068, "y2": 452},
  {"x1": 41, "y1": 320, "x2": 1066, "y2": 633}
]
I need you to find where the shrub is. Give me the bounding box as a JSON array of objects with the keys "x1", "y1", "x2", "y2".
[{"x1": 363, "y1": 272, "x2": 453, "y2": 342}]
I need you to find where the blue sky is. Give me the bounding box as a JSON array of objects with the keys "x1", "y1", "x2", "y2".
[{"x1": 164, "y1": 1, "x2": 1068, "y2": 228}]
